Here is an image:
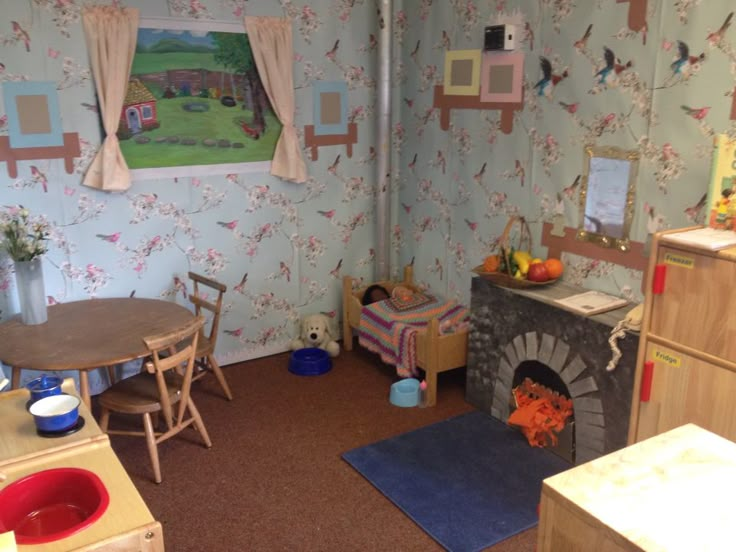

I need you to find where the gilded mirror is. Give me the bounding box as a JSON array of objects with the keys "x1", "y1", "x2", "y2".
[{"x1": 577, "y1": 145, "x2": 639, "y2": 252}]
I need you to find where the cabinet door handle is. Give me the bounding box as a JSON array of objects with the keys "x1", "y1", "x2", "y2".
[
  {"x1": 640, "y1": 360, "x2": 654, "y2": 402},
  {"x1": 652, "y1": 264, "x2": 666, "y2": 294}
]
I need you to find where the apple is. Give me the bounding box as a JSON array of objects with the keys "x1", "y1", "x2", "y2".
[{"x1": 527, "y1": 262, "x2": 549, "y2": 282}]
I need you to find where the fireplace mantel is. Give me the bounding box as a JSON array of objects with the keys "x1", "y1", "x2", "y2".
[{"x1": 467, "y1": 277, "x2": 639, "y2": 464}]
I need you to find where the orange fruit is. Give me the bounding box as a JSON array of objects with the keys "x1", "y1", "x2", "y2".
[
  {"x1": 544, "y1": 258, "x2": 564, "y2": 279},
  {"x1": 483, "y1": 254, "x2": 500, "y2": 273}
]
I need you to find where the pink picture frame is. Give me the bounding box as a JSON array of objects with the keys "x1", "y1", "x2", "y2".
[{"x1": 480, "y1": 51, "x2": 524, "y2": 103}]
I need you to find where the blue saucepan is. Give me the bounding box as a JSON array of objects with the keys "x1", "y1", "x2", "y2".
[{"x1": 26, "y1": 375, "x2": 63, "y2": 405}]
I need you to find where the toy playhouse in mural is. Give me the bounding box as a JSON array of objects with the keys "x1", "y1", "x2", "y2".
[{"x1": 119, "y1": 21, "x2": 280, "y2": 174}]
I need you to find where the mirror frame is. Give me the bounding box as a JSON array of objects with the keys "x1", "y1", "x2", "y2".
[{"x1": 577, "y1": 145, "x2": 640, "y2": 252}]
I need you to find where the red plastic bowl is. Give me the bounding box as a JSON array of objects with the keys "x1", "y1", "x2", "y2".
[{"x1": 0, "y1": 468, "x2": 110, "y2": 545}]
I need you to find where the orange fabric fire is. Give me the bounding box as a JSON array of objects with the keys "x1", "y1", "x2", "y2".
[{"x1": 507, "y1": 377, "x2": 573, "y2": 448}]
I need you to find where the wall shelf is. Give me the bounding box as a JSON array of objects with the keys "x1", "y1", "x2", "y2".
[
  {"x1": 541, "y1": 222, "x2": 648, "y2": 272},
  {"x1": 616, "y1": 0, "x2": 647, "y2": 36},
  {"x1": 0, "y1": 133, "x2": 80, "y2": 178},
  {"x1": 304, "y1": 123, "x2": 357, "y2": 161},
  {"x1": 432, "y1": 85, "x2": 522, "y2": 135}
]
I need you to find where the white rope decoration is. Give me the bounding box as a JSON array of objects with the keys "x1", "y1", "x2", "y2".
[{"x1": 606, "y1": 319, "x2": 627, "y2": 372}]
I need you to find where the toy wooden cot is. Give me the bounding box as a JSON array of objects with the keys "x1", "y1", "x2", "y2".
[{"x1": 342, "y1": 265, "x2": 469, "y2": 406}]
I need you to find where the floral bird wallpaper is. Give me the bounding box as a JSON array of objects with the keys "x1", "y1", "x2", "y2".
[
  {"x1": 1, "y1": 0, "x2": 734, "y2": 393},
  {"x1": 0, "y1": 0, "x2": 380, "y2": 391},
  {"x1": 397, "y1": 0, "x2": 736, "y2": 304}
]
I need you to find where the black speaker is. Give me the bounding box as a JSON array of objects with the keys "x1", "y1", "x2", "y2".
[{"x1": 484, "y1": 24, "x2": 517, "y2": 51}]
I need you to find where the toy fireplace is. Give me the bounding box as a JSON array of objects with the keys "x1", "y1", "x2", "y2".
[{"x1": 466, "y1": 277, "x2": 639, "y2": 465}]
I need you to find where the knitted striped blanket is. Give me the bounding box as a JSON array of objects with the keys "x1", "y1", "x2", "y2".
[{"x1": 358, "y1": 295, "x2": 469, "y2": 378}]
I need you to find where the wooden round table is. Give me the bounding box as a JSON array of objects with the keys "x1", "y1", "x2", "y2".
[{"x1": 0, "y1": 298, "x2": 195, "y2": 408}]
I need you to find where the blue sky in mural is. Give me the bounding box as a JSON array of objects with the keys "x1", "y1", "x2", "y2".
[{"x1": 137, "y1": 29, "x2": 219, "y2": 48}]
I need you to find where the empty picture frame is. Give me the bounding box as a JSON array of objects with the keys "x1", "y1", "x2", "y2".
[
  {"x1": 480, "y1": 51, "x2": 524, "y2": 103},
  {"x1": 313, "y1": 81, "x2": 348, "y2": 136},
  {"x1": 3, "y1": 81, "x2": 64, "y2": 148},
  {"x1": 444, "y1": 50, "x2": 482, "y2": 96}
]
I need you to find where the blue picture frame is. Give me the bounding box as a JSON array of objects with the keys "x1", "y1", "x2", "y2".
[
  {"x1": 3, "y1": 81, "x2": 64, "y2": 148},
  {"x1": 313, "y1": 81, "x2": 348, "y2": 136}
]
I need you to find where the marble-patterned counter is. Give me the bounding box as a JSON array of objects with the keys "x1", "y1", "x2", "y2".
[
  {"x1": 467, "y1": 277, "x2": 640, "y2": 463},
  {"x1": 538, "y1": 424, "x2": 736, "y2": 551}
]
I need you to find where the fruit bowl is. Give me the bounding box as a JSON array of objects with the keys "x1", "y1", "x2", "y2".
[{"x1": 471, "y1": 265, "x2": 559, "y2": 289}]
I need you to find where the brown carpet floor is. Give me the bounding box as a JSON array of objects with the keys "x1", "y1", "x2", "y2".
[{"x1": 105, "y1": 348, "x2": 537, "y2": 551}]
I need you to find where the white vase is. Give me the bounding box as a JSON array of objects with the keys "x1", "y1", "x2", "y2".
[{"x1": 14, "y1": 258, "x2": 48, "y2": 325}]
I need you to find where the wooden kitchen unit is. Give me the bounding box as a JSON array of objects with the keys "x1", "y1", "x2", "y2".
[
  {"x1": 0, "y1": 380, "x2": 164, "y2": 551},
  {"x1": 629, "y1": 228, "x2": 736, "y2": 444},
  {"x1": 538, "y1": 424, "x2": 736, "y2": 551}
]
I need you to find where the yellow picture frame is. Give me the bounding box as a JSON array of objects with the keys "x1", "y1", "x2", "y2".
[
  {"x1": 706, "y1": 134, "x2": 736, "y2": 228},
  {"x1": 443, "y1": 50, "x2": 482, "y2": 96}
]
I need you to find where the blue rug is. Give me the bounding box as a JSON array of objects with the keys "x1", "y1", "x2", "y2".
[{"x1": 342, "y1": 411, "x2": 571, "y2": 552}]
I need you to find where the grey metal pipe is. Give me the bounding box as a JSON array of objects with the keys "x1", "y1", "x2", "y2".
[{"x1": 375, "y1": 0, "x2": 392, "y2": 281}]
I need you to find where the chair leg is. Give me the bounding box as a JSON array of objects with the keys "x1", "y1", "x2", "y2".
[
  {"x1": 187, "y1": 398, "x2": 212, "y2": 448},
  {"x1": 206, "y1": 354, "x2": 233, "y2": 401},
  {"x1": 99, "y1": 407, "x2": 110, "y2": 432},
  {"x1": 143, "y1": 413, "x2": 162, "y2": 484},
  {"x1": 151, "y1": 411, "x2": 160, "y2": 430}
]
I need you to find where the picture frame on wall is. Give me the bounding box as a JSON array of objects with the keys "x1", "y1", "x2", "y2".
[
  {"x1": 443, "y1": 50, "x2": 482, "y2": 96},
  {"x1": 312, "y1": 81, "x2": 348, "y2": 136},
  {"x1": 3, "y1": 81, "x2": 64, "y2": 148},
  {"x1": 480, "y1": 51, "x2": 524, "y2": 103},
  {"x1": 0, "y1": 80, "x2": 80, "y2": 178},
  {"x1": 120, "y1": 17, "x2": 281, "y2": 180},
  {"x1": 706, "y1": 133, "x2": 736, "y2": 228}
]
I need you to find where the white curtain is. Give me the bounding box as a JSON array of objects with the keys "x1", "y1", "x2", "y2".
[
  {"x1": 81, "y1": 6, "x2": 139, "y2": 192},
  {"x1": 244, "y1": 16, "x2": 307, "y2": 183}
]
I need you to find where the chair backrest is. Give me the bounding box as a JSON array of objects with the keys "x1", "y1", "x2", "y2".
[
  {"x1": 143, "y1": 315, "x2": 205, "y2": 430},
  {"x1": 187, "y1": 272, "x2": 227, "y2": 350}
]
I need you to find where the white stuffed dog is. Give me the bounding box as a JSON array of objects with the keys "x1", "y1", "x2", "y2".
[{"x1": 290, "y1": 313, "x2": 340, "y2": 357}]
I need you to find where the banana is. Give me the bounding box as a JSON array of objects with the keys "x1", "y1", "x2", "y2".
[{"x1": 512, "y1": 251, "x2": 530, "y2": 275}]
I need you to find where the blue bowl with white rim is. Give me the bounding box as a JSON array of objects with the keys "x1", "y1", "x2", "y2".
[{"x1": 29, "y1": 394, "x2": 80, "y2": 433}]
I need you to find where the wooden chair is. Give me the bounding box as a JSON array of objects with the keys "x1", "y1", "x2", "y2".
[
  {"x1": 97, "y1": 316, "x2": 212, "y2": 484},
  {"x1": 187, "y1": 271, "x2": 233, "y2": 401}
]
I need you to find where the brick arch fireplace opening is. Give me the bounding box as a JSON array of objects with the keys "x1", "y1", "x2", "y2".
[
  {"x1": 492, "y1": 332, "x2": 607, "y2": 464},
  {"x1": 512, "y1": 360, "x2": 570, "y2": 399},
  {"x1": 467, "y1": 278, "x2": 638, "y2": 465}
]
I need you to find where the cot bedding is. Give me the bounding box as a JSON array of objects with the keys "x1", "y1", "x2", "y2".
[
  {"x1": 358, "y1": 295, "x2": 469, "y2": 378},
  {"x1": 342, "y1": 265, "x2": 470, "y2": 406}
]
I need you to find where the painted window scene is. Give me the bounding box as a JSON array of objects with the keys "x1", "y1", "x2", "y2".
[{"x1": 119, "y1": 22, "x2": 280, "y2": 174}]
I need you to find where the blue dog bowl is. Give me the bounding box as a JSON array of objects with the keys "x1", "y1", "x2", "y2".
[
  {"x1": 289, "y1": 348, "x2": 332, "y2": 376},
  {"x1": 29, "y1": 394, "x2": 80, "y2": 433},
  {"x1": 390, "y1": 378, "x2": 420, "y2": 407}
]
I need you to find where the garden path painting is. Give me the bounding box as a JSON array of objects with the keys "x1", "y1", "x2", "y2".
[{"x1": 120, "y1": 20, "x2": 280, "y2": 179}]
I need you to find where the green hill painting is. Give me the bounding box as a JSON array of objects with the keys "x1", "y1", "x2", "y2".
[{"x1": 119, "y1": 22, "x2": 280, "y2": 177}]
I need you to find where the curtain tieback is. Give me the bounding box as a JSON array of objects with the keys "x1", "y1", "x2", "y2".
[{"x1": 281, "y1": 123, "x2": 298, "y2": 136}]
